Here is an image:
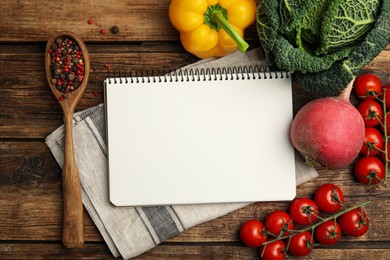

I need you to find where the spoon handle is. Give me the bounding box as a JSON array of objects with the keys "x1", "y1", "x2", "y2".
[{"x1": 62, "y1": 112, "x2": 84, "y2": 248}]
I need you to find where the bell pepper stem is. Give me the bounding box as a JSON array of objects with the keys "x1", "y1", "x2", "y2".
[{"x1": 211, "y1": 10, "x2": 249, "y2": 53}]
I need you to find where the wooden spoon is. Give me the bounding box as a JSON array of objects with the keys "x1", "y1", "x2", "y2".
[{"x1": 45, "y1": 31, "x2": 90, "y2": 248}]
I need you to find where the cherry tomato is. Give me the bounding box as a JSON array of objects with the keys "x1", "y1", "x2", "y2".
[
  {"x1": 360, "y1": 127, "x2": 384, "y2": 156},
  {"x1": 381, "y1": 84, "x2": 390, "y2": 110},
  {"x1": 314, "y1": 183, "x2": 345, "y2": 213},
  {"x1": 338, "y1": 208, "x2": 369, "y2": 237},
  {"x1": 354, "y1": 156, "x2": 385, "y2": 185},
  {"x1": 314, "y1": 220, "x2": 342, "y2": 246},
  {"x1": 288, "y1": 231, "x2": 314, "y2": 257},
  {"x1": 239, "y1": 219, "x2": 267, "y2": 247},
  {"x1": 264, "y1": 210, "x2": 294, "y2": 237},
  {"x1": 354, "y1": 74, "x2": 382, "y2": 100},
  {"x1": 289, "y1": 198, "x2": 319, "y2": 226},
  {"x1": 260, "y1": 240, "x2": 286, "y2": 260},
  {"x1": 357, "y1": 100, "x2": 383, "y2": 127}
]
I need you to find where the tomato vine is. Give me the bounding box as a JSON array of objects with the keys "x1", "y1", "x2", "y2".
[
  {"x1": 381, "y1": 87, "x2": 389, "y2": 184},
  {"x1": 239, "y1": 184, "x2": 371, "y2": 259},
  {"x1": 260, "y1": 201, "x2": 370, "y2": 250},
  {"x1": 353, "y1": 73, "x2": 389, "y2": 188}
]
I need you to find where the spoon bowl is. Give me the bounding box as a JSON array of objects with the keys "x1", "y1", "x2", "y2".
[
  {"x1": 45, "y1": 31, "x2": 90, "y2": 248},
  {"x1": 45, "y1": 31, "x2": 90, "y2": 111}
]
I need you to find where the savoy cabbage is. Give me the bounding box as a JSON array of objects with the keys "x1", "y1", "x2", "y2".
[{"x1": 257, "y1": 0, "x2": 390, "y2": 96}]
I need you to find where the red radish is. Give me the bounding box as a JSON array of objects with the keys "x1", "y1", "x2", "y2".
[{"x1": 290, "y1": 79, "x2": 365, "y2": 169}]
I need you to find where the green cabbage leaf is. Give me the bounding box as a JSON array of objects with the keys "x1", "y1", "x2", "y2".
[{"x1": 257, "y1": 0, "x2": 390, "y2": 96}]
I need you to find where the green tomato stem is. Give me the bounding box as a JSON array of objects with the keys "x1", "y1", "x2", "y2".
[
  {"x1": 261, "y1": 200, "x2": 371, "y2": 247},
  {"x1": 210, "y1": 10, "x2": 249, "y2": 53},
  {"x1": 383, "y1": 89, "x2": 388, "y2": 184}
]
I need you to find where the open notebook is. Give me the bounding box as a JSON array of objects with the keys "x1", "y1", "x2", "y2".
[{"x1": 104, "y1": 67, "x2": 296, "y2": 206}]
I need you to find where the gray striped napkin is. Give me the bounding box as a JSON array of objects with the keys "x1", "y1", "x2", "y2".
[{"x1": 45, "y1": 48, "x2": 319, "y2": 259}]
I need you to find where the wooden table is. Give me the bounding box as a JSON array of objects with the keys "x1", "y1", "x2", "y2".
[{"x1": 1, "y1": 1, "x2": 389, "y2": 259}]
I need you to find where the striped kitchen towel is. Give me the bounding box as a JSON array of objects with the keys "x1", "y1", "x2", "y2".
[{"x1": 45, "y1": 48, "x2": 319, "y2": 259}]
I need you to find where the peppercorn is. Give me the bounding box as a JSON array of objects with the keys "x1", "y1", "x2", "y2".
[
  {"x1": 49, "y1": 36, "x2": 86, "y2": 99},
  {"x1": 67, "y1": 73, "x2": 75, "y2": 81},
  {"x1": 55, "y1": 38, "x2": 63, "y2": 44},
  {"x1": 111, "y1": 26, "x2": 120, "y2": 34}
]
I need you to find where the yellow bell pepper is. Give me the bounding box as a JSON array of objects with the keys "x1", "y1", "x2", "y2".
[{"x1": 169, "y1": 0, "x2": 257, "y2": 59}]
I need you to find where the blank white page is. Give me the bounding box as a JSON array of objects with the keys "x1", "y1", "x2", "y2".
[{"x1": 105, "y1": 70, "x2": 296, "y2": 206}]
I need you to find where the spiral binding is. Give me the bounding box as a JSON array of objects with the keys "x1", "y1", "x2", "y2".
[{"x1": 106, "y1": 65, "x2": 289, "y2": 84}]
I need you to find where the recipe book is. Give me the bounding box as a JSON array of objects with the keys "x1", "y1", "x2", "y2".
[{"x1": 104, "y1": 66, "x2": 296, "y2": 206}]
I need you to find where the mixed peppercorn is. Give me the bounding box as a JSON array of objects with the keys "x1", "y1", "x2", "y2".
[{"x1": 48, "y1": 36, "x2": 85, "y2": 100}]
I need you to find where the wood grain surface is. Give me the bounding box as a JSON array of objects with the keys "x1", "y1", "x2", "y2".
[{"x1": 1, "y1": 0, "x2": 390, "y2": 259}]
